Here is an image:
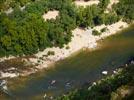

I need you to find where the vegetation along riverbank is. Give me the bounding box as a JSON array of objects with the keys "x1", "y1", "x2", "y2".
[
  {"x1": 0, "y1": 0, "x2": 134, "y2": 79},
  {"x1": 1, "y1": 0, "x2": 134, "y2": 100}
]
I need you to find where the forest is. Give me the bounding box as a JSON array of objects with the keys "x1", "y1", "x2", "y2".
[
  {"x1": 113, "y1": 0, "x2": 134, "y2": 22},
  {"x1": 0, "y1": 0, "x2": 134, "y2": 57},
  {"x1": 0, "y1": 0, "x2": 36, "y2": 12}
]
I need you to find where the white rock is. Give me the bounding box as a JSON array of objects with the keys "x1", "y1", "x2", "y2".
[
  {"x1": 102, "y1": 71, "x2": 108, "y2": 75},
  {"x1": 0, "y1": 72, "x2": 19, "y2": 78},
  {"x1": 131, "y1": 61, "x2": 134, "y2": 64},
  {"x1": 93, "y1": 82, "x2": 96, "y2": 85},
  {"x1": 7, "y1": 67, "x2": 16, "y2": 71},
  {"x1": 44, "y1": 93, "x2": 47, "y2": 99},
  {"x1": 113, "y1": 70, "x2": 117, "y2": 74},
  {"x1": 0, "y1": 80, "x2": 7, "y2": 86},
  {"x1": 51, "y1": 80, "x2": 56, "y2": 85},
  {"x1": 3, "y1": 85, "x2": 8, "y2": 90}
]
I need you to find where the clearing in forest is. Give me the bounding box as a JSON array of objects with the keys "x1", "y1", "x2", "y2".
[
  {"x1": 74, "y1": 0, "x2": 99, "y2": 7},
  {"x1": 42, "y1": 10, "x2": 59, "y2": 21}
]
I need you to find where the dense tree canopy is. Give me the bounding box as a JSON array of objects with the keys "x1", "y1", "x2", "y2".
[
  {"x1": 0, "y1": 0, "x2": 77, "y2": 56},
  {"x1": 0, "y1": 0, "x2": 133, "y2": 57},
  {"x1": 114, "y1": 0, "x2": 134, "y2": 22},
  {"x1": 0, "y1": 0, "x2": 36, "y2": 12}
]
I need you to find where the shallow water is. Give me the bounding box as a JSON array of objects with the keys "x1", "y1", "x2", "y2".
[{"x1": 4, "y1": 25, "x2": 134, "y2": 99}]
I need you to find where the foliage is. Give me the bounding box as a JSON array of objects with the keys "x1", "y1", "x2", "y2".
[
  {"x1": 47, "y1": 51, "x2": 55, "y2": 56},
  {"x1": 76, "y1": 5, "x2": 101, "y2": 27},
  {"x1": 0, "y1": 0, "x2": 36, "y2": 12},
  {"x1": 101, "y1": 27, "x2": 108, "y2": 32},
  {"x1": 92, "y1": 30, "x2": 101, "y2": 36},
  {"x1": 114, "y1": 0, "x2": 134, "y2": 22},
  {"x1": 0, "y1": 0, "x2": 76, "y2": 56},
  {"x1": 0, "y1": 0, "x2": 133, "y2": 57},
  {"x1": 98, "y1": 0, "x2": 110, "y2": 11}
]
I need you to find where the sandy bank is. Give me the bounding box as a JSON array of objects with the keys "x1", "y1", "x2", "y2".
[
  {"x1": 74, "y1": 0, "x2": 99, "y2": 7},
  {"x1": 42, "y1": 10, "x2": 59, "y2": 21}
]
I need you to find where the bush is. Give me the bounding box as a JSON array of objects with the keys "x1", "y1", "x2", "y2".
[
  {"x1": 92, "y1": 30, "x2": 101, "y2": 36},
  {"x1": 114, "y1": 0, "x2": 134, "y2": 22},
  {"x1": 47, "y1": 51, "x2": 55, "y2": 55},
  {"x1": 101, "y1": 27, "x2": 108, "y2": 32},
  {"x1": 66, "y1": 46, "x2": 70, "y2": 49}
]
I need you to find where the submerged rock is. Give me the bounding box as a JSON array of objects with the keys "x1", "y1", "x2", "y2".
[
  {"x1": 0, "y1": 80, "x2": 7, "y2": 86},
  {"x1": 93, "y1": 82, "x2": 96, "y2": 85},
  {"x1": 102, "y1": 71, "x2": 108, "y2": 75},
  {"x1": 51, "y1": 80, "x2": 56, "y2": 85},
  {"x1": 113, "y1": 70, "x2": 117, "y2": 74},
  {"x1": 0, "y1": 71, "x2": 19, "y2": 78},
  {"x1": 131, "y1": 60, "x2": 134, "y2": 64},
  {"x1": 44, "y1": 93, "x2": 47, "y2": 99}
]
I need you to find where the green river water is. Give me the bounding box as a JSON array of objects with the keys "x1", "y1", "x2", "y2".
[{"x1": 2, "y1": 25, "x2": 134, "y2": 99}]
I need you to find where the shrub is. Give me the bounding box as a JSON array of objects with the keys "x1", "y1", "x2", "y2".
[
  {"x1": 47, "y1": 51, "x2": 55, "y2": 55},
  {"x1": 92, "y1": 30, "x2": 101, "y2": 36},
  {"x1": 101, "y1": 27, "x2": 108, "y2": 32},
  {"x1": 66, "y1": 46, "x2": 70, "y2": 49}
]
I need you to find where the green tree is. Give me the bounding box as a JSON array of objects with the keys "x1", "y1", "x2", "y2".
[{"x1": 1, "y1": 35, "x2": 12, "y2": 50}]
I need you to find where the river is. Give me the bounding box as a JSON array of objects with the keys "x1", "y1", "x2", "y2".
[{"x1": 2, "y1": 25, "x2": 134, "y2": 100}]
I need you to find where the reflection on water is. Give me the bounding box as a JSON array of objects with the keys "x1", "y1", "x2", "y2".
[{"x1": 4, "y1": 25, "x2": 134, "y2": 99}]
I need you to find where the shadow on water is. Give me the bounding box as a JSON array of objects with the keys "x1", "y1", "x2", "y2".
[{"x1": 5, "y1": 25, "x2": 134, "y2": 99}]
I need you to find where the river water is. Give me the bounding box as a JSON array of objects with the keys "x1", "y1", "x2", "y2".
[{"x1": 2, "y1": 25, "x2": 134, "y2": 99}]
